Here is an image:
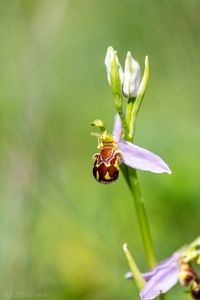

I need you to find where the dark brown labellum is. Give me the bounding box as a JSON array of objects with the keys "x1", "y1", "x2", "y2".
[
  {"x1": 179, "y1": 263, "x2": 197, "y2": 286},
  {"x1": 191, "y1": 279, "x2": 200, "y2": 299},
  {"x1": 93, "y1": 146, "x2": 122, "y2": 184}
]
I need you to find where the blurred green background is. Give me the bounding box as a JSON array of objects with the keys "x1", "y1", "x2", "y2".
[{"x1": 0, "y1": 0, "x2": 200, "y2": 299}]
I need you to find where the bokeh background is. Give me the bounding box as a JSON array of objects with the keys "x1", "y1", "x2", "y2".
[{"x1": 0, "y1": 0, "x2": 200, "y2": 299}]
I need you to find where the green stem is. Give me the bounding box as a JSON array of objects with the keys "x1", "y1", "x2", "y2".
[
  {"x1": 123, "y1": 88, "x2": 156, "y2": 269},
  {"x1": 130, "y1": 169, "x2": 156, "y2": 269},
  {"x1": 117, "y1": 107, "x2": 129, "y2": 135},
  {"x1": 121, "y1": 165, "x2": 164, "y2": 300},
  {"x1": 122, "y1": 165, "x2": 156, "y2": 269},
  {"x1": 125, "y1": 98, "x2": 135, "y2": 140}
]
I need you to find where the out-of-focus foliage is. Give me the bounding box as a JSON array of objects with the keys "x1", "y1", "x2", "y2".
[{"x1": 0, "y1": 0, "x2": 200, "y2": 299}]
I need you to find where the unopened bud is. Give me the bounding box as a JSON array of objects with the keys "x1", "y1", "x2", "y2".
[
  {"x1": 105, "y1": 46, "x2": 123, "y2": 93},
  {"x1": 123, "y1": 51, "x2": 140, "y2": 98}
]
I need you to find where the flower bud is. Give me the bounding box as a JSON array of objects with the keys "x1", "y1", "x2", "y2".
[
  {"x1": 123, "y1": 51, "x2": 140, "y2": 98},
  {"x1": 105, "y1": 46, "x2": 123, "y2": 89}
]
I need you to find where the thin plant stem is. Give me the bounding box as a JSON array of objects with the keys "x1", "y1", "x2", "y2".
[
  {"x1": 122, "y1": 91, "x2": 157, "y2": 269},
  {"x1": 121, "y1": 165, "x2": 156, "y2": 269},
  {"x1": 122, "y1": 110, "x2": 162, "y2": 297},
  {"x1": 121, "y1": 165, "x2": 164, "y2": 300}
]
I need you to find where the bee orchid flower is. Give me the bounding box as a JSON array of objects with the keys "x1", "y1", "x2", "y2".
[
  {"x1": 92, "y1": 114, "x2": 171, "y2": 184},
  {"x1": 125, "y1": 238, "x2": 200, "y2": 300}
]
